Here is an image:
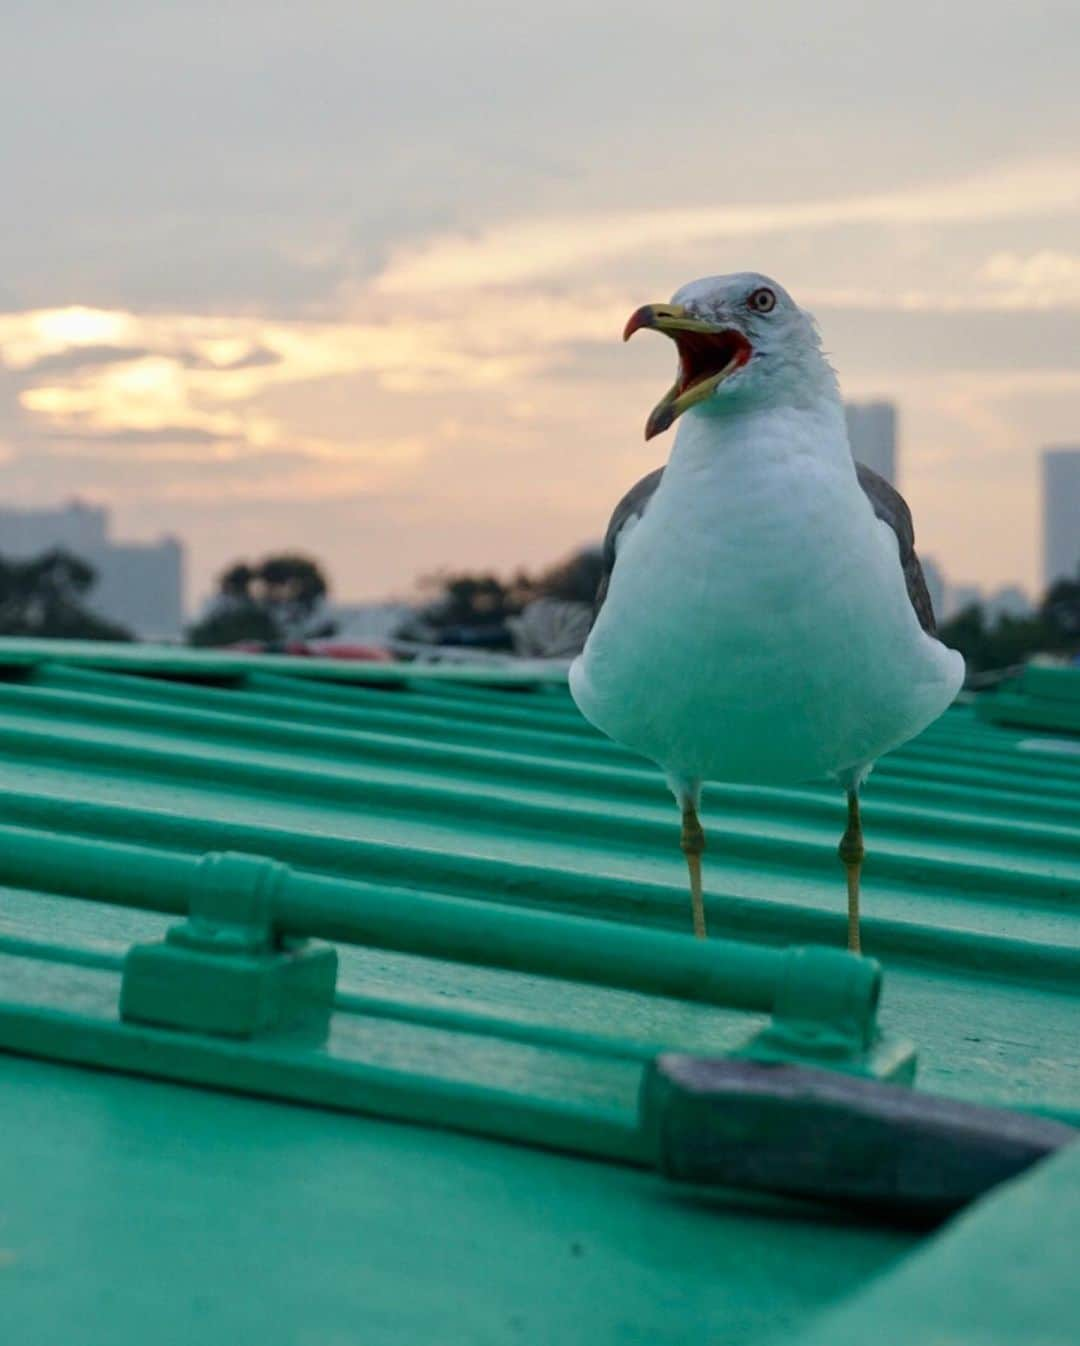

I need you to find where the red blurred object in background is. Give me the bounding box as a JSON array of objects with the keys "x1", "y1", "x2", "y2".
[{"x1": 227, "y1": 640, "x2": 394, "y2": 662}]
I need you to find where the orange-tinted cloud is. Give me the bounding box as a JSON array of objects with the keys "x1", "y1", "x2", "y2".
[{"x1": 2, "y1": 155, "x2": 1079, "y2": 602}]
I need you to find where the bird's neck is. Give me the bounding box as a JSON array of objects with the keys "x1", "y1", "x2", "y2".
[{"x1": 669, "y1": 390, "x2": 853, "y2": 479}]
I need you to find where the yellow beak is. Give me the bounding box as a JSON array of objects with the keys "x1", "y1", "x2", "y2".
[{"x1": 624, "y1": 303, "x2": 751, "y2": 440}]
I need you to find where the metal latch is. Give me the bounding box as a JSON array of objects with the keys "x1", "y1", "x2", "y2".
[{"x1": 120, "y1": 852, "x2": 337, "y2": 1037}]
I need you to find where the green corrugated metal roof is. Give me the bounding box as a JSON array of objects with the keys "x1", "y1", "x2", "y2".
[
  {"x1": 0, "y1": 639, "x2": 1077, "y2": 1344},
  {"x1": 977, "y1": 661, "x2": 1080, "y2": 735}
]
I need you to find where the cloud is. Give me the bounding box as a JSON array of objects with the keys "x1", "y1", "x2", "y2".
[
  {"x1": 37, "y1": 425, "x2": 236, "y2": 448},
  {"x1": 23, "y1": 341, "x2": 292, "y2": 377},
  {"x1": 979, "y1": 250, "x2": 1080, "y2": 308},
  {"x1": 179, "y1": 345, "x2": 282, "y2": 372},
  {"x1": 23, "y1": 344, "x2": 163, "y2": 375},
  {"x1": 5, "y1": 437, "x2": 427, "y2": 507},
  {"x1": 6, "y1": 181, "x2": 1078, "y2": 484},
  {"x1": 3, "y1": 149, "x2": 1079, "y2": 604},
  {"x1": 802, "y1": 285, "x2": 1080, "y2": 314},
  {"x1": 0, "y1": 309, "x2": 138, "y2": 374},
  {"x1": 0, "y1": 295, "x2": 636, "y2": 464},
  {"x1": 373, "y1": 156, "x2": 1080, "y2": 296}
]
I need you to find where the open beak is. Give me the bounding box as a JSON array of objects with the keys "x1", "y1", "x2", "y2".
[{"x1": 624, "y1": 303, "x2": 752, "y2": 440}]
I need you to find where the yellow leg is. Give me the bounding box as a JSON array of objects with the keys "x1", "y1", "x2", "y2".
[
  {"x1": 838, "y1": 788, "x2": 865, "y2": 954},
  {"x1": 680, "y1": 803, "x2": 707, "y2": 939}
]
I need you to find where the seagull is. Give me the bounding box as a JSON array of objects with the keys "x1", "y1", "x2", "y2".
[{"x1": 569, "y1": 273, "x2": 964, "y2": 952}]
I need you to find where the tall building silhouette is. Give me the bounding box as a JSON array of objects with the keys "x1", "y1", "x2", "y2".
[
  {"x1": 845, "y1": 401, "x2": 897, "y2": 485},
  {"x1": 1042, "y1": 447, "x2": 1080, "y2": 587},
  {"x1": 0, "y1": 499, "x2": 184, "y2": 637}
]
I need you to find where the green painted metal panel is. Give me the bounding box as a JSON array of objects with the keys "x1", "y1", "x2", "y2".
[
  {"x1": 0, "y1": 1053, "x2": 916, "y2": 1346},
  {"x1": 1019, "y1": 664, "x2": 1080, "y2": 703},
  {"x1": 0, "y1": 647, "x2": 1074, "y2": 1114},
  {"x1": 0, "y1": 639, "x2": 1076, "y2": 1342},
  {"x1": 977, "y1": 663, "x2": 1080, "y2": 733},
  {"x1": 792, "y1": 1131, "x2": 1080, "y2": 1346}
]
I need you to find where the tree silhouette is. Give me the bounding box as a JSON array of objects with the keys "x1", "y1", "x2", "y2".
[
  {"x1": 938, "y1": 566, "x2": 1080, "y2": 676},
  {"x1": 0, "y1": 549, "x2": 131, "y2": 640},
  {"x1": 396, "y1": 568, "x2": 529, "y2": 649},
  {"x1": 531, "y1": 547, "x2": 604, "y2": 605},
  {"x1": 1043, "y1": 571, "x2": 1080, "y2": 639},
  {"x1": 396, "y1": 548, "x2": 604, "y2": 652},
  {"x1": 188, "y1": 554, "x2": 333, "y2": 647}
]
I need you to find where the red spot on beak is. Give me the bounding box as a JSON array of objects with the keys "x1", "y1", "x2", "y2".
[{"x1": 623, "y1": 306, "x2": 656, "y2": 342}]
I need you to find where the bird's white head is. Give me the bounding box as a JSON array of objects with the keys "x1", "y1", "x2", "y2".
[{"x1": 624, "y1": 271, "x2": 837, "y2": 440}]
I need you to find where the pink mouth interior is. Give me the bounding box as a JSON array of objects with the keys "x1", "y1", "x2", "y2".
[{"x1": 674, "y1": 329, "x2": 752, "y2": 396}]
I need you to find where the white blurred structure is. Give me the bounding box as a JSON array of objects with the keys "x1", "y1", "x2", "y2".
[
  {"x1": 944, "y1": 584, "x2": 984, "y2": 621},
  {"x1": 845, "y1": 401, "x2": 897, "y2": 485},
  {"x1": 329, "y1": 602, "x2": 414, "y2": 642},
  {"x1": 0, "y1": 499, "x2": 184, "y2": 638},
  {"x1": 507, "y1": 597, "x2": 592, "y2": 659},
  {"x1": 1042, "y1": 447, "x2": 1080, "y2": 586},
  {"x1": 984, "y1": 586, "x2": 1033, "y2": 622},
  {"x1": 940, "y1": 583, "x2": 1033, "y2": 625}
]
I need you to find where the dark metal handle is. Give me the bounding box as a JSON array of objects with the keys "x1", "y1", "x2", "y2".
[{"x1": 641, "y1": 1055, "x2": 1076, "y2": 1220}]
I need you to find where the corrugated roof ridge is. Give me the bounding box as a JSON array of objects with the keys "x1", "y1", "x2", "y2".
[
  {"x1": 31, "y1": 663, "x2": 627, "y2": 763},
  {"x1": 1, "y1": 688, "x2": 1077, "y2": 891},
  {"x1": 7, "y1": 676, "x2": 1080, "y2": 819},
  {"x1": 248, "y1": 668, "x2": 592, "y2": 730},
  {"x1": 0, "y1": 637, "x2": 573, "y2": 686},
  {"x1": 0, "y1": 781, "x2": 1075, "y2": 964}
]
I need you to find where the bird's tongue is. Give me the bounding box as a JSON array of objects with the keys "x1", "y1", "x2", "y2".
[{"x1": 674, "y1": 330, "x2": 752, "y2": 396}]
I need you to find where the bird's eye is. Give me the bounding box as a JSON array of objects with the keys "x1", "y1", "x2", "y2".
[{"x1": 748, "y1": 287, "x2": 776, "y2": 313}]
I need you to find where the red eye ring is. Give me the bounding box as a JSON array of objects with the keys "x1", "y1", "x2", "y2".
[{"x1": 748, "y1": 287, "x2": 776, "y2": 313}]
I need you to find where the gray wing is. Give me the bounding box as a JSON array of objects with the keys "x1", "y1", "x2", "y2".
[
  {"x1": 594, "y1": 466, "x2": 664, "y2": 615},
  {"x1": 594, "y1": 460, "x2": 938, "y2": 635},
  {"x1": 854, "y1": 462, "x2": 937, "y2": 635}
]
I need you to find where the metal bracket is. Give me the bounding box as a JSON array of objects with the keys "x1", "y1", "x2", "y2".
[
  {"x1": 120, "y1": 852, "x2": 337, "y2": 1038},
  {"x1": 739, "y1": 947, "x2": 915, "y2": 1082}
]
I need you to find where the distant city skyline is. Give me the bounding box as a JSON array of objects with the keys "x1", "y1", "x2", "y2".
[
  {"x1": 4, "y1": 399, "x2": 1073, "y2": 628},
  {"x1": 840, "y1": 401, "x2": 1060, "y2": 624},
  {"x1": 0, "y1": 500, "x2": 184, "y2": 637},
  {"x1": 845, "y1": 401, "x2": 897, "y2": 486},
  {"x1": 1042, "y1": 447, "x2": 1080, "y2": 587}
]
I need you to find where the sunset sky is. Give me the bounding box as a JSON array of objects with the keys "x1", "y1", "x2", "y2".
[{"x1": 2, "y1": 2, "x2": 1079, "y2": 608}]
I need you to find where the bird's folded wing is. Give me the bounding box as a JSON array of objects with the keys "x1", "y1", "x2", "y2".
[
  {"x1": 594, "y1": 466, "x2": 664, "y2": 615},
  {"x1": 593, "y1": 460, "x2": 938, "y2": 635}
]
